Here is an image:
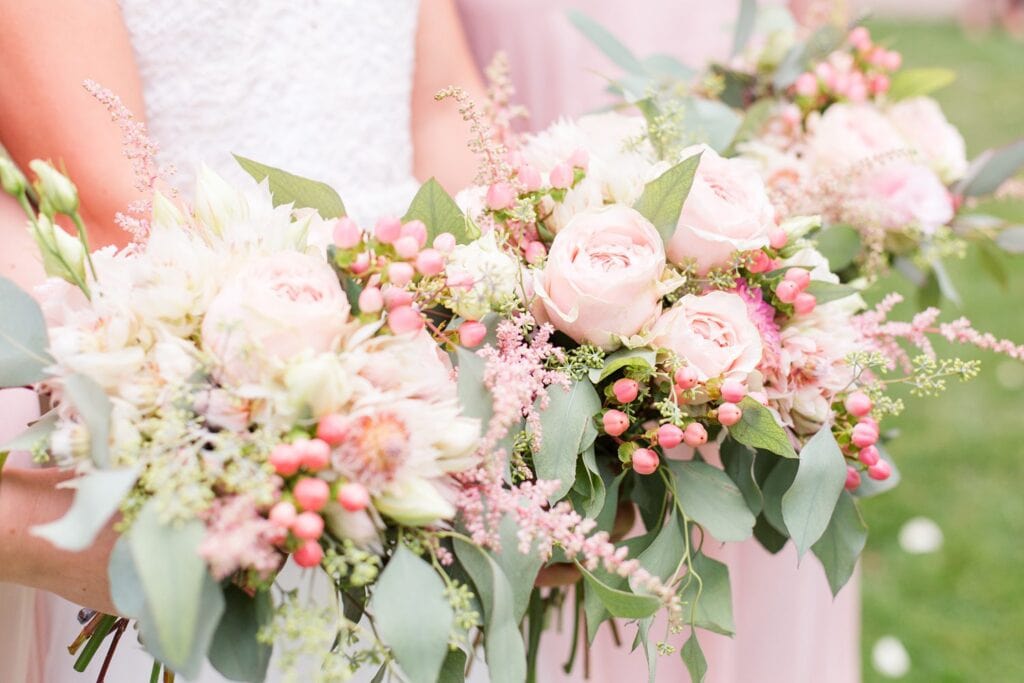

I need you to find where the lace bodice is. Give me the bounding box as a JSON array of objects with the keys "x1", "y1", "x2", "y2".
[{"x1": 119, "y1": 0, "x2": 422, "y2": 224}]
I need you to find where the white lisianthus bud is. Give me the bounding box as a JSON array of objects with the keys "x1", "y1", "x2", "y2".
[
  {"x1": 29, "y1": 160, "x2": 79, "y2": 215},
  {"x1": 374, "y1": 478, "x2": 455, "y2": 526},
  {"x1": 32, "y1": 214, "x2": 87, "y2": 284},
  {"x1": 322, "y1": 502, "x2": 381, "y2": 548},
  {"x1": 194, "y1": 164, "x2": 246, "y2": 234},
  {"x1": 284, "y1": 353, "x2": 353, "y2": 418},
  {"x1": 0, "y1": 156, "x2": 28, "y2": 196},
  {"x1": 151, "y1": 190, "x2": 186, "y2": 228}
]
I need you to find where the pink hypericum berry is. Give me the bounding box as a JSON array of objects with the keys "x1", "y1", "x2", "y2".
[
  {"x1": 793, "y1": 293, "x2": 817, "y2": 316},
  {"x1": 784, "y1": 268, "x2": 811, "y2": 289},
  {"x1": 776, "y1": 280, "x2": 800, "y2": 304},
  {"x1": 769, "y1": 226, "x2": 788, "y2": 249},
  {"x1": 780, "y1": 104, "x2": 801, "y2": 127},
  {"x1": 882, "y1": 49, "x2": 902, "y2": 71},
  {"x1": 388, "y1": 305, "x2": 424, "y2": 335},
  {"x1": 674, "y1": 366, "x2": 699, "y2": 390},
  {"x1": 351, "y1": 252, "x2": 371, "y2": 275},
  {"x1": 292, "y1": 512, "x2": 325, "y2": 541},
  {"x1": 393, "y1": 235, "x2": 420, "y2": 259},
  {"x1": 316, "y1": 413, "x2": 348, "y2": 446},
  {"x1": 846, "y1": 77, "x2": 868, "y2": 103},
  {"x1": 293, "y1": 540, "x2": 324, "y2": 567},
  {"x1": 269, "y1": 444, "x2": 301, "y2": 476},
  {"x1": 337, "y1": 482, "x2": 371, "y2": 512},
  {"x1": 814, "y1": 61, "x2": 834, "y2": 82},
  {"x1": 851, "y1": 423, "x2": 878, "y2": 448},
  {"x1": 433, "y1": 232, "x2": 457, "y2": 253},
  {"x1": 549, "y1": 163, "x2": 574, "y2": 190},
  {"x1": 401, "y1": 219, "x2": 428, "y2": 248},
  {"x1": 657, "y1": 424, "x2": 684, "y2": 449},
  {"x1": 631, "y1": 448, "x2": 659, "y2": 475},
  {"x1": 415, "y1": 248, "x2": 445, "y2": 276},
  {"x1": 795, "y1": 72, "x2": 818, "y2": 97},
  {"x1": 569, "y1": 148, "x2": 590, "y2": 170},
  {"x1": 845, "y1": 466, "x2": 862, "y2": 491},
  {"x1": 748, "y1": 250, "x2": 773, "y2": 273},
  {"x1": 524, "y1": 240, "x2": 547, "y2": 265},
  {"x1": 720, "y1": 379, "x2": 746, "y2": 403},
  {"x1": 859, "y1": 416, "x2": 880, "y2": 433},
  {"x1": 358, "y1": 286, "x2": 384, "y2": 313},
  {"x1": 517, "y1": 165, "x2": 543, "y2": 192},
  {"x1": 486, "y1": 182, "x2": 517, "y2": 211},
  {"x1": 387, "y1": 261, "x2": 415, "y2": 287},
  {"x1": 869, "y1": 74, "x2": 891, "y2": 94},
  {"x1": 848, "y1": 26, "x2": 872, "y2": 51},
  {"x1": 297, "y1": 438, "x2": 331, "y2": 471},
  {"x1": 858, "y1": 445, "x2": 880, "y2": 467},
  {"x1": 382, "y1": 286, "x2": 414, "y2": 310},
  {"x1": 602, "y1": 409, "x2": 629, "y2": 437},
  {"x1": 613, "y1": 378, "x2": 640, "y2": 404},
  {"x1": 867, "y1": 459, "x2": 892, "y2": 481},
  {"x1": 268, "y1": 501, "x2": 297, "y2": 527},
  {"x1": 446, "y1": 270, "x2": 474, "y2": 290},
  {"x1": 375, "y1": 216, "x2": 402, "y2": 244},
  {"x1": 332, "y1": 217, "x2": 362, "y2": 249},
  {"x1": 294, "y1": 478, "x2": 330, "y2": 512},
  {"x1": 844, "y1": 391, "x2": 873, "y2": 417},
  {"x1": 683, "y1": 422, "x2": 708, "y2": 448},
  {"x1": 718, "y1": 402, "x2": 743, "y2": 427},
  {"x1": 458, "y1": 320, "x2": 487, "y2": 348}
]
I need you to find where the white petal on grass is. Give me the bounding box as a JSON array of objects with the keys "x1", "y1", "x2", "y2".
[
  {"x1": 996, "y1": 359, "x2": 1024, "y2": 390},
  {"x1": 898, "y1": 516, "x2": 944, "y2": 555},
  {"x1": 872, "y1": 636, "x2": 911, "y2": 678}
]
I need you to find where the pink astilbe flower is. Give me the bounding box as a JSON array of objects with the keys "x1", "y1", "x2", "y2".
[
  {"x1": 199, "y1": 495, "x2": 283, "y2": 580},
  {"x1": 483, "y1": 52, "x2": 528, "y2": 151},
  {"x1": 937, "y1": 317, "x2": 1024, "y2": 360}
]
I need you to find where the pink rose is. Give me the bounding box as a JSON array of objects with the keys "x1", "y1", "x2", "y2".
[
  {"x1": 859, "y1": 161, "x2": 954, "y2": 234},
  {"x1": 534, "y1": 205, "x2": 665, "y2": 350},
  {"x1": 886, "y1": 97, "x2": 967, "y2": 184},
  {"x1": 201, "y1": 251, "x2": 350, "y2": 385},
  {"x1": 667, "y1": 146, "x2": 776, "y2": 275},
  {"x1": 651, "y1": 291, "x2": 763, "y2": 381},
  {"x1": 808, "y1": 103, "x2": 905, "y2": 170}
]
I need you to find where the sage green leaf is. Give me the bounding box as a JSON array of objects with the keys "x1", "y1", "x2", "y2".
[
  {"x1": 760, "y1": 458, "x2": 798, "y2": 535},
  {"x1": 453, "y1": 539, "x2": 527, "y2": 683},
  {"x1": 680, "y1": 631, "x2": 708, "y2": 683},
  {"x1": 719, "y1": 437, "x2": 761, "y2": 516},
  {"x1": 811, "y1": 491, "x2": 868, "y2": 596},
  {"x1": 814, "y1": 224, "x2": 862, "y2": 271},
  {"x1": 667, "y1": 460, "x2": 755, "y2": 542},
  {"x1": 753, "y1": 514, "x2": 788, "y2": 553},
  {"x1": 997, "y1": 226, "x2": 1024, "y2": 253},
  {"x1": 957, "y1": 139, "x2": 1024, "y2": 197},
  {"x1": 635, "y1": 617, "x2": 658, "y2": 683},
  {"x1": 588, "y1": 348, "x2": 656, "y2": 384},
  {"x1": 726, "y1": 398, "x2": 797, "y2": 459},
  {"x1": 402, "y1": 178, "x2": 471, "y2": 245},
  {"x1": 535, "y1": 380, "x2": 601, "y2": 501},
  {"x1": 371, "y1": 546, "x2": 454, "y2": 683},
  {"x1": 570, "y1": 446, "x2": 606, "y2": 519},
  {"x1": 727, "y1": 98, "x2": 777, "y2": 154},
  {"x1": 108, "y1": 535, "x2": 145, "y2": 617},
  {"x1": 633, "y1": 152, "x2": 703, "y2": 245},
  {"x1": 678, "y1": 552, "x2": 734, "y2": 636},
  {"x1": 438, "y1": 648, "x2": 467, "y2": 683},
  {"x1": 804, "y1": 280, "x2": 859, "y2": 304},
  {"x1": 567, "y1": 10, "x2": 645, "y2": 75},
  {"x1": 0, "y1": 276, "x2": 53, "y2": 387},
  {"x1": 731, "y1": 0, "x2": 757, "y2": 57},
  {"x1": 886, "y1": 67, "x2": 956, "y2": 100},
  {"x1": 454, "y1": 347, "x2": 492, "y2": 425},
  {"x1": 129, "y1": 502, "x2": 225, "y2": 679},
  {"x1": 680, "y1": 98, "x2": 742, "y2": 153},
  {"x1": 634, "y1": 508, "x2": 686, "y2": 584},
  {"x1": 0, "y1": 410, "x2": 57, "y2": 454},
  {"x1": 31, "y1": 468, "x2": 138, "y2": 551},
  {"x1": 209, "y1": 586, "x2": 273, "y2": 683},
  {"x1": 233, "y1": 154, "x2": 346, "y2": 217},
  {"x1": 64, "y1": 374, "x2": 112, "y2": 467},
  {"x1": 494, "y1": 515, "x2": 544, "y2": 622},
  {"x1": 596, "y1": 472, "x2": 627, "y2": 532},
  {"x1": 782, "y1": 425, "x2": 847, "y2": 556},
  {"x1": 578, "y1": 564, "x2": 660, "y2": 619}
]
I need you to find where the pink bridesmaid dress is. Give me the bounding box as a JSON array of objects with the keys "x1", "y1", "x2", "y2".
[{"x1": 454, "y1": 2, "x2": 861, "y2": 680}]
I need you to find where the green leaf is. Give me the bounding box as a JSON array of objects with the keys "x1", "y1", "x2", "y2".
[
  {"x1": 452, "y1": 539, "x2": 526, "y2": 683},
  {"x1": 814, "y1": 224, "x2": 862, "y2": 271},
  {"x1": 371, "y1": 546, "x2": 454, "y2": 683},
  {"x1": 633, "y1": 152, "x2": 703, "y2": 245},
  {"x1": 438, "y1": 648, "x2": 467, "y2": 683},
  {"x1": 635, "y1": 508, "x2": 686, "y2": 583},
  {"x1": 719, "y1": 437, "x2": 761, "y2": 516},
  {"x1": 811, "y1": 491, "x2": 868, "y2": 596},
  {"x1": 932, "y1": 258, "x2": 962, "y2": 307},
  {"x1": 996, "y1": 226, "x2": 1024, "y2": 254},
  {"x1": 977, "y1": 239, "x2": 1009, "y2": 290},
  {"x1": 0, "y1": 410, "x2": 57, "y2": 454},
  {"x1": 680, "y1": 98, "x2": 742, "y2": 154},
  {"x1": 753, "y1": 514, "x2": 788, "y2": 553},
  {"x1": 804, "y1": 280, "x2": 859, "y2": 304},
  {"x1": 535, "y1": 380, "x2": 601, "y2": 501},
  {"x1": 64, "y1": 374, "x2": 112, "y2": 467},
  {"x1": 209, "y1": 586, "x2": 273, "y2": 683},
  {"x1": 680, "y1": 631, "x2": 708, "y2": 683},
  {"x1": 233, "y1": 154, "x2": 346, "y2": 217},
  {"x1": 772, "y1": 24, "x2": 844, "y2": 89},
  {"x1": 957, "y1": 139, "x2": 1024, "y2": 197},
  {"x1": 31, "y1": 468, "x2": 138, "y2": 551},
  {"x1": 731, "y1": 0, "x2": 757, "y2": 57},
  {"x1": 678, "y1": 552, "x2": 734, "y2": 635},
  {"x1": 0, "y1": 276, "x2": 53, "y2": 387},
  {"x1": 578, "y1": 564, "x2": 660, "y2": 619},
  {"x1": 454, "y1": 347, "x2": 492, "y2": 425},
  {"x1": 782, "y1": 425, "x2": 847, "y2": 556},
  {"x1": 726, "y1": 398, "x2": 797, "y2": 459},
  {"x1": 494, "y1": 516, "x2": 544, "y2": 622},
  {"x1": 570, "y1": 445, "x2": 606, "y2": 519},
  {"x1": 635, "y1": 617, "x2": 658, "y2": 683},
  {"x1": 402, "y1": 178, "x2": 471, "y2": 245},
  {"x1": 727, "y1": 98, "x2": 777, "y2": 154},
  {"x1": 667, "y1": 460, "x2": 755, "y2": 542},
  {"x1": 128, "y1": 502, "x2": 225, "y2": 679},
  {"x1": 886, "y1": 68, "x2": 956, "y2": 100},
  {"x1": 108, "y1": 535, "x2": 145, "y2": 617},
  {"x1": 567, "y1": 10, "x2": 645, "y2": 75},
  {"x1": 588, "y1": 348, "x2": 656, "y2": 384},
  {"x1": 760, "y1": 458, "x2": 798, "y2": 535}
]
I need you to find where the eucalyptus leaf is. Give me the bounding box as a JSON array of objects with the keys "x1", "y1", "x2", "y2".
[
  {"x1": 438, "y1": 648, "x2": 468, "y2": 683},
  {"x1": 731, "y1": 0, "x2": 757, "y2": 57},
  {"x1": 996, "y1": 226, "x2": 1024, "y2": 254},
  {"x1": 0, "y1": 276, "x2": 53, "y2": 387},
  {"x1": 0, "y1": 410, "x2": 57, "y2": 454},
  {"x1": 931, "y1": 258, "x2": 962, "y2": 307},
  {"x1": 726, "y1": 398, "x2": 797, "y2": 458},
  {"x1": 578, "y1": 565, "x2": 660, "y2": 619},
  {"x1": 64, "y1": 374, "x2": 112, "y2": 467},
  {"x1": 753, "y1": 514, "x2": 789, "y2": 553},
  {"x1": 589, "y1": 348, "x2": 657, "y2": 383},
  {"x1": 957, "y1": 139, "x2": 1024, "y2": 197},
  {"x1": 977, "y1": 239, "x2": 1010, "y2": 290},
  {"x1": 811, "y1": 491, "x2": 868, "y2": 596},
  {"x1": 782, "y1": 425, "x2": 847, "y2": 556},
  {"x1": 633, "y1": 152, "x2": 703, "y2": 245},
  {"x1": 886, "y1": 68, "x2": 956, "y2": 100},
  {"x1": 494, "y1": 515, "x2": 544, "y2": 622},
  {"x1": 634, "y1": 508, "x2": 686, "y2": 584},
  {"x1": 680, "y1": 98, "x2": 742, "y2": 153},
  {"x1": 667, "y1": 460, "x2": 755, "y2": 542},
  {"x1": 402, "y1": 178, "x2": 472, "y2": 245},
  {"x1": 678, "y1": 552, "x2": 734, "y2": 635},
  {"x1": 535, "y1": 380, "x2": 601, "y2": 501},
  {"x1": 636, "y1": 617, "x2": 658, "y2": 683},
  {"x1": 371, "y1": 546, "x2": 454, "y2": 683},
  {"x1": 108, "y1": 535, "x2": 145, "y2": 617},
  {"x1": 719, "y1": 437, "x2": 761, "y2": 516},
  {"x1": 681, "y1": 631, "x2": 708, "y2": 683},
  {"x1": 31, "y1": 468, "x2": 138, "y2": 551},
  {"x1": 209, "y1": 586, "x2": 273, "y2": 683},
  {"x1": 454, "y1": 347, "x2": 492, "y2": 425},
  {"x1": 760, "y1": 458, "x2": 798, "y2": 534},
  {"x1": 727, "y1": 98, "x2": 777, "y2": 154},
  {"x1": 233, "y1": 154, "x2": 346, "y2": 217},
  {"x1": 804, "y1": 280, "x2": 859, "y2": 305},
  {"x1": 814, "y1": 224, "x2": 862, "y2": 271},
  {"x1": 567, "y1": 9, "x2": 644, "y2": 74}
]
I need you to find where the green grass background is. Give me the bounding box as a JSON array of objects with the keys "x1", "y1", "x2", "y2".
[{"x1": 859, "y1": 20, "x2": 1024, "y2": 682}]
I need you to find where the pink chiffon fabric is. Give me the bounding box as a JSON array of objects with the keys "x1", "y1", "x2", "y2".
[{"x1": 455, "y1": 2, "x2": 861, "y2": 680}]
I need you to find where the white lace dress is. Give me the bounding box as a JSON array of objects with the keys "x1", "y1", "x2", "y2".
[{"x1": 37, "y1": 2, "x2": 430, "y2": 681}]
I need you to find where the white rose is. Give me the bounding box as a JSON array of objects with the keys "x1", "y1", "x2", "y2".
[{"x1": 886, "y1": 97, "x2": 967, "y2": 184}]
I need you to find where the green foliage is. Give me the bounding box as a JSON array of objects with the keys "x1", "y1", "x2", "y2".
[
  {"x1": 0, "y1": 276, "x2": 53, "y2": 387},
  {"x1": 567, "y1": 9, "x2": 645, "y2": 75},
  {"x1": 635, "y1": 509, "x2": 686, "y2": 583},
  {"x1": 680, "y1": 98, "x2": 742, "y2": 153},
  {"x1": 233, "y1": 154, "x2": 346, "y2": 217},
  {"x1": 493, "y1": 516, "x2": 545, "y2": 622},
  {"x1": 633, "y1": 152, "x2": 703, "y2": 245},
  {"x1": 719, "y1": 437, "x2": 762, "y2": 516},
  {"x1": 208, "y1": 586, "x2": 273, "y2": 682},
  {"x1": 887, "y1": 67, "x2": 956, "y2": 100},
  {"x1": 811, "y1": 492, "x2": 868, "y2": 597},
  {"x1": 726, "y1": 397, "x2": 798, "y2": 458},
  {"x1": 680, "y1": 631, "x2": 708, "y2": 683},
  {"x1": 454, "y1": 347, "x2": 492, "y2": 425},
  {"x1": 957, "y1": 139, "x2": 1024, "y2": 197},
  {"x1": 438, "y1": 648, "x2": 468, "y2": 683},
  {"x1": 32, "y1": 468, "x2": 138, "y2": 552},
  {"x1": 0, "y1": 410, "x2": 57, "y2": 456},
  {"x1": 781, "y1": 425, "x2": 847, "y2": 556},
  {"x1": 402, "y1": 178, "x2": 473, "y2": 245},
  {"x1": 588, "y1": 348, "x2": 656, "y2": 383},
  {"x1": 678, "y1": 552, "x2": 735, "y2": 636},
  {"x1": 667, "y1": 460, "x2": 756, "y2": 542},
  {"x1": 578, "y1": 564, "x2": 661, "y2": 619},
  {"x1": 814, "y1": 224, "x2": 862, "y2": 271},
  {"x1": 731, "y1": 0, "x2": 758, "y2": 57},
  {"x1": 726, "y1": 98, "x2": 777, "y2": 155},
  {"x1": 534, "y1": 380, "x2": 601, "y2": 501},
  {"x1": 805, "y1": 280, "x2": 860, "y2": 304}
]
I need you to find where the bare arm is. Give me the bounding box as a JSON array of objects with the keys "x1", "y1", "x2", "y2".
[
  {"x1": 411, "y1": 0, "x2": 486, "y2": 192},
  {"x1": 0, "y1": 0, "x2": 147, "y2": 249}
]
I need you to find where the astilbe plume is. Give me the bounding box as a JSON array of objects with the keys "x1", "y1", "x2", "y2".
[
  {"x1": 198, "y1": 495, "x2": 283, "y2": 580},
  {"x1": 483, "y1": 52, "x2": 528, "y2": 151}
]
